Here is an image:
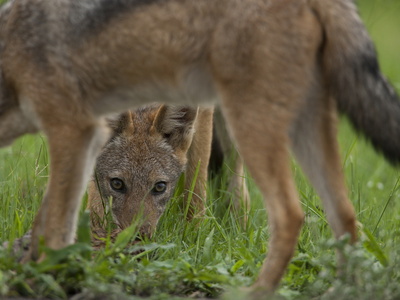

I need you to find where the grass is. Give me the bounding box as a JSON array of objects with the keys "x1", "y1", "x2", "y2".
[{"x1": 1, "y1": 0, "x2": 400, "y2": 299}]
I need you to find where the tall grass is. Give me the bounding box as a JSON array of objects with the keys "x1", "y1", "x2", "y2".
[{"x1": 1, "y1": 0, "x2": 400, "y2": 299}]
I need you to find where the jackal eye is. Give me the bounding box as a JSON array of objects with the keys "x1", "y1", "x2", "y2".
[
  {"x1": 152, "y1": 181, "x2": 167, "y2": 195},
  {"x1": 110, "y1": 178, "x2": 126, "y2": 193},
  {"x1": 163, "y1": 133, "x2": 171, "y2": 140}
]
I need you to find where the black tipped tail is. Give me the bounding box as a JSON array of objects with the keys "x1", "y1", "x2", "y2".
[
  {"x1": 310, "y1": 0, "x2": 400, "y2": 165},
  {"x1": 336, "y1": 50, "x2": 400, "y2": 165}
]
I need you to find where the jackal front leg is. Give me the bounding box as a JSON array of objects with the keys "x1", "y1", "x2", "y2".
[
  {"x1": 184, "y1": 107, "x2": 214, "y2": 220},
  {"x1": 26, "y1": 121, "x2": 109, "y2": 261}
]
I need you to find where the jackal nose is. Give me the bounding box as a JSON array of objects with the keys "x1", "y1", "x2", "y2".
[{"x1": 139, "y1": 223, "x2": 153, "y2": 238}]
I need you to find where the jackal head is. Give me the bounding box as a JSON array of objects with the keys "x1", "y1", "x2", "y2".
[{"x1": 88, "y1": 104, "x2": 198, "y2": 237}]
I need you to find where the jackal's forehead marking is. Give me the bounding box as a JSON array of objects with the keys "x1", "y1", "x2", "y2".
[{"x1": 97, "y1": 133, "x2": 182, "y2": 186}]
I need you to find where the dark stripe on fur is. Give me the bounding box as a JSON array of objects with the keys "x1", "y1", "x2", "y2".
[
  {"x1": 68, "y1": 0, "x2": 163, "y2": 36},
  {"x1": 9, "y1": 3, "x2": 49, "y2": 66}
]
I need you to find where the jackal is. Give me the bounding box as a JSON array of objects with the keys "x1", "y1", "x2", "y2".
[
  {"x1": 88, "y1": 104, "x2": 213, "y2": 237},
  {"x1": 1, "y1": 0, "x2": 400, "y2": 294}
]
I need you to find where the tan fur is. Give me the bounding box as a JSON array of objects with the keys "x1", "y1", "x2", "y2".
[
  {"x1": 1, "y1": 0, "x2": 399, "y2": 295},
  {"x1": 87, "y1": 104, "x2": 213, "y2": 237}
]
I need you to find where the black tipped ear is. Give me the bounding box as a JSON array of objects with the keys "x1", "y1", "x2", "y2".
[
  {"x1": 106, "y1": 112, "x2": 133, "y2": 136},
  {"x1": 152, "y1": 105, "x2": 198, "y2": 152}
]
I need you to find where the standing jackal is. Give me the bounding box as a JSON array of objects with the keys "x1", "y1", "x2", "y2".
[{"x1": 0, "y1": 0, "x2": 400, "y2": 295}]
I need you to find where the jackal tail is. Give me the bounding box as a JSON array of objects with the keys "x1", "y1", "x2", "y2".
[{"x1": 311, "y1": 0, "x2": 400, "y2": 164}]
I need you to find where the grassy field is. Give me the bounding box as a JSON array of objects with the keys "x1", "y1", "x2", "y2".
[{"x1": 1, "y1": 0, "x2": 400, "y2": 299}]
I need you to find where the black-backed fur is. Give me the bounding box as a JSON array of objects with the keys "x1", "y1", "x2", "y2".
[
  {"x1": 9, "y1": 3, "x2": 49, "y2": 66},
  {"x1": 68, "y1": 0, "x2": 163, "y2": 36}
]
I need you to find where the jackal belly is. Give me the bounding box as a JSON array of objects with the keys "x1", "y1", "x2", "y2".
[{"x1": 93, "y1": 66, "x2": 218, "y2": 117}]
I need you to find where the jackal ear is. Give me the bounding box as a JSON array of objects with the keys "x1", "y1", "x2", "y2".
[
  {"x1": 152, "y1": 105, "x2": 198, "y2": 152},
  {"x1": 106, "y1": 112, "x2": 133, "y2": 136}
]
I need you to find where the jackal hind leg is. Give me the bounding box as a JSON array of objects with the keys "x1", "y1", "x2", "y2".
[
  {"x1": 289, "y1": 89, "x2": 357, "y2": 246},
  {"x1": 26, "y1": 118, "x2": 109, "y2": 261},
  {"x1": 219, "y1": 89, "x2": 304, "y2": 292},
  {"x1": 213, "y1": 107, "x2": 250, "y2": 225}
]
